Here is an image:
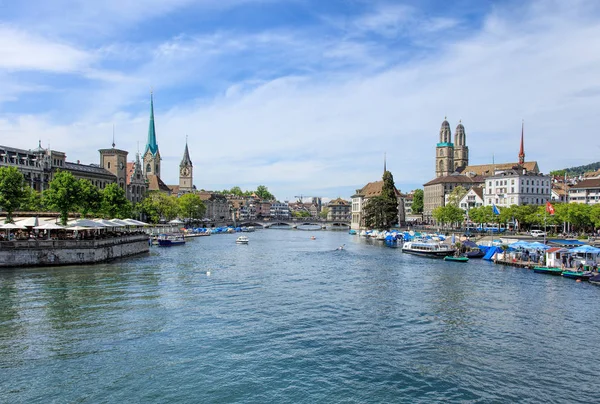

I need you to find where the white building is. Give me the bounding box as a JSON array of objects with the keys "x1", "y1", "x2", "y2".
[
  {"x1": 569, "y1": 178, "x2": 600, "y2": 205},
  {"x1": 483, "y1": 168, "x2": 551, "y2": 207},
  {"x1": 457, "y1": 187, "x2": 484, "y2": 211},
  {"x1": 270, "y1": 202, "x2": 290, "y2": 220}
]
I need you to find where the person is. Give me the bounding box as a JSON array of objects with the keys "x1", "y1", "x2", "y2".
[
  {"x1": 562, "y1": 254, "x2": 567, "y2": 269},
  {"x1": 568, "y1": 255, "x2": 573, "y2": 268}
]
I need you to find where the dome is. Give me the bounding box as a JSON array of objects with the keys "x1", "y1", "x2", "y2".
[
  {"x1": 455, "y1": 122, "x2": 465, "y2": 134},
  {"x1": 441, "y1": 118, "x2": 450, "y2": 129},
  {"x1": 455, "y1": 121, "x2": 466, "y2": 146}
]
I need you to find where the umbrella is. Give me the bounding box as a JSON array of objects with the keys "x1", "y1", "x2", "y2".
[
  {"x1": 33, "y1": 223, "x2": 65, "y2": 230},
  {"x1": 528, "y1": 241, "x2": 550, "y2": 250},
  {"x1": 123, "y1": 219, "x2": 149, "y2": 226},
  {"x1": 15, "y1": 217, "x2": 39, "y2": 227},
  {"x1": 0, "y1": 222, "x2": 27, "y2": 229},
  {"x1": 94, "y1": 219, "x2": 123, "y2": 227},
  {"x1": 68, "y1": 219, "x2": 107, "y2": 228},
  {"x1": 169, "y1": 219, "x2": 184, "y2": 225},
  {"x1": 66, "y1": 226, "x2": 90, "y2": 231},
  {"x1": 569, "y1": 245, "x2": 600, "y2": 254},
  {"x1": 509, "y1": 241, "x2": 531, "y2": 249}
]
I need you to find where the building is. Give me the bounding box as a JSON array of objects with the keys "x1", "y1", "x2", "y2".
[
  {"x1": 457, "y1": 187, "x2": 484, "y2": 211},
  {"x1": 64, "y1": 161, "x2": 116, "y2": 189},
  {"x1": 270, "y1": 202, "x2": 290, "y2": 220},
  {"x1": 551, "y1": 187, "x2": 568, "y2": 203},
  {"x1": 423, "y1": 174, "x2": 485, "y2": 222},
  {"x1": 0, "y1": 142, "x2": 64, "y2": 191},
  {"x1": 568, "y1": 178, "x2": 600, "y2": 205},
  {"x1": 143, "y1": 92, "x2": 171, "y2": 194},
  {"x1": 326, "y1": 198, "x2": 351, "y2": 221},
  {"x1": 435, "y1": 118, "x2": 469, "y2": 178},
  {"x1": 197, "y1": 191, "x2": 230, "y2": 221},
  {"x1": 482, "y1": 168, "x2": 551, "y2": 207},
  {"x1": 178, "y1": 141, "x2": 194, "y2": 194},
  {"x1": 125, "y1": 153, "x2": 147, "y2": 204},
  {"x1": 351, "y1": 178, "x2": 405, "y2": 230}
]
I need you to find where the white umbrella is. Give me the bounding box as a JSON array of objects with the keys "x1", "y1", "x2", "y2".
[
  {"x1": 169, "y1": 219, "x2": 184, "y2": 224},
  {"x1": 15, "y1": 217, "x2": 39, "y2": 227},
  {"x1": 94, "y1": 219, "x2": 123, "y2": 227},
  {"x1": 68, "y1": 219, "x2": 107, "y2": 228},
  {"x1": 0, "y1": 222, "x2": 27, "y2": 229},
  {"x1": 123, "y1": 219, "x2": 148, "y2": 226},
  {"x1": 33, "y1": 223, "x2": 65, "y2": 230},
  {"x1": 66, "y1": 226, "x2": 90, "y2": 231}
]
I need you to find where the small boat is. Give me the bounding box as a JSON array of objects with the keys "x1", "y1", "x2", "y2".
[
  {"x1": 589, "y1": 274, "x2": 600, "y2": 286},
  {"x1": 533, "y1": 267, "x2": 563, "y2": 276},
  {"x1": 561, "y1": 270, "x2": 593, "y2": 281},
  {"x1": 464, "y1": 249, "x2": 485, "y2": 259},
  {"x1": 444, "y1": 256, "x2": 469, "y2": 263},
  {"x1": 402, "y1": 241, "x2": 456, "y2": 258},
  {"x1": 157, "y1": 234, "x2": 186, "y2": 246},
  {"x1": 236, "y1": 236, "x2": 249, "y2": 244}
]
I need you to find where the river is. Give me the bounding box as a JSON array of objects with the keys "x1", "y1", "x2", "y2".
[{"x1": 1, "y1": 230, "x2": 599, "y2": 403}]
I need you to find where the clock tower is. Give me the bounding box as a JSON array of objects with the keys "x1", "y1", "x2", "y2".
[
  {"x1": 99, "y1": 136, "x2": 128, "y2": 191},
  {"x1": 179, "y1": 140, "x2": 193, "y2": 193}
]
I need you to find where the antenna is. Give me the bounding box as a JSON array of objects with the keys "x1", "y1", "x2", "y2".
[{"x1": 112, "y1": 124, "x2": 115, "y2": 148}]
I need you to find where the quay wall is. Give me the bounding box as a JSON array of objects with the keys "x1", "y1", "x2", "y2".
[{"x1": 0, "y1": 234, "x2": 149, "y2": 268}]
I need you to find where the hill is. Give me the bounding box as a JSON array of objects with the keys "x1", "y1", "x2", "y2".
[{"x1": 550, "y1": 162, "x2": 600, "y2": 176}]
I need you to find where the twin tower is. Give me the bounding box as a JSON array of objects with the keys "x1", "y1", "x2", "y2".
[{"x1": 435, "y1": 118, "x2": 469, "y2": 178}]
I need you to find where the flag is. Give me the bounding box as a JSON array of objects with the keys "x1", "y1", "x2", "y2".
[
  {"x1": 546, "y1": 201, "x2": 555, "y2": 215},
  {"x1": 492, "y1": 204, "x2": 500, "y2": 215}
]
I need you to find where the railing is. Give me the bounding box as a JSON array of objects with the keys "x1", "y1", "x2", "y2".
[{"x1": 0, "y1": 234, "x2": 149, "y2": 250}]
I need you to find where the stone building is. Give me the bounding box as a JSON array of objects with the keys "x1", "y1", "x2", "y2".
[
  {"x1": 435, "y1": 118, "x2": 470, "y2": 178},
  {"x1": 125, "y1": 153, "x2": 147, "y2": 204},
  {"x1": 178, "y1": 140, "x2": 194, "y2": 194},
  {"x1": 326, "y1": 198, "x2": 351, "y2": 221},
  {"x1": 142, "y1": 92, "x2": 171, "y2": 194},
  {"x1": 197, "y1": 191, "x2": 230, "y2": 221},
  {"x1": 483, "y1": 168, "x2": 551, "y2": 207},
  {"x1": 423, "y1": 174, "x2": 485, "y2": 222},
  {"x1": 351, "y1": 178, "x2": 405, "y2": 230}
]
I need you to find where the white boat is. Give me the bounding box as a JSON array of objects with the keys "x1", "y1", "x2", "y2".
[
  {"x1": 401, "y1": 241, "x2": 455, "y2": 258},
  {"x1": 236, "y1": 236, "x2": 249, "y2": 244}
]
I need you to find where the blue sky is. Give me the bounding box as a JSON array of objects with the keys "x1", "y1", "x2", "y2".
[{"x1": 1, "y1": 0, "x2": 600, "y2": 201}]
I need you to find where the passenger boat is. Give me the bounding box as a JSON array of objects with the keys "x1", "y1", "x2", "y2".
[
  {"x1": 157, "y1": 234, "x2": 186, "y2": 247},
  {"x1": 236, "y1": 236, "x2": 249, "y2": 244},
  {"x1": 561, "y1": 270, "x2": 593, "y2": 281},
  {"x1": 401, "y1": 241, "x2": 456, "y2": 257},
  {"x1": 533, "y1": 267, "x2": 563, "y2": 276},
  {"x1": 444, "y1": 256, "x2": 469, "y2": 263}
]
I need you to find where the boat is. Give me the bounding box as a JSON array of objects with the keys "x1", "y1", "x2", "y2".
[
  {"x1": 401, "y1": 241, "x2": 456, "y2": 258},
  {"x1": 157, "y1": 234, "x2": 186, "y2": 246},
  {"x1": 533, "y1": 267, "x2": 564, "y2": 276},
  {"x1": 236, "y1": 236, "x2": 249, "y2": 244},
  {"x1": 561, "y1": 270, "x2": 593, "y2": 281},
  {"x1": 589, "y1": 274, "x2": 600, "y2": 286},
  {"x1": 444, "y1": 256, "x2": 469, "y2": 263}
]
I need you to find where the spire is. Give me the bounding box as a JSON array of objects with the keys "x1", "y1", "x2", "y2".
[
  {"x1": 112, "y1": 124, "x2": 115, "y2": 148},
  {"x1": 383, "y1": 152, "x2": 387, "y2": 174},
  {"x1": 144, "y1": 91, "x2": 159, "y2": 156},
  {"x1": 518, "y1": 120, "x2": 525, "y2": 165},
  {"x1": 180, "y1": 137, "x2": 192, "y2": 167}
]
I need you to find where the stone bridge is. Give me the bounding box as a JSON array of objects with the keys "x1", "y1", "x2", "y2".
[{"x1": 227, "y1": 220, "x2": 351, "y2": 229}]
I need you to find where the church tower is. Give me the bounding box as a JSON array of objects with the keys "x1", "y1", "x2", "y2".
[
  {"x1": 453, "y1": 120, "x2": 469, "y2": 170},
  {"x1": 518, "y1": 120, "x2": 525, "y2": 165},
  {"x1": 99, "y1": 128, "x2": 128, "y2": 191},
  {"x1": 179, "y1": 139, "x2": 193, "y2": 193},
  {"x1": 435, "y1": 118, "x2": 454, "y2": 177},
  {"x1": 143, "y1": 91, "x2": 161, "y2": 179}
]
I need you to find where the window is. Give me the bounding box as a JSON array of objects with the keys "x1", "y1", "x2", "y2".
[
  {"x1": 108, "y1": 162, "x2": 111, "y2": 169},
  {"x1": 146, "y1": 164, "x2": 151, "y2": 173}
]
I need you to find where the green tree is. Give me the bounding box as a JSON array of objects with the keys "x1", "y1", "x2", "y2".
[
  {"x1": 44, "y1": 171, "x2": 82, "y2": 225},
  {"x1": 590, "y1": 204, "x2": 600, "y2": 229},
  {"x1": 140, "y1": 192, "x2": 179, "y2": 223},
  {"x1": 447, "y1": 186, "x2": 467, "y2": 207},
  {"x1": 363, "y1": 171, "x2": 399, "y2": 229},
  {"x1": 19, "y1": 186, "x2": 45, "y2": 212},
  {"x1": 178, "y1": 193, "x2": 206, "y2": 221},
  {"x1": 101, "y1": 183, "x2": 131, "y2": 219},
  {"x1": 412, "y1": 189, "x2": 423, "y2": 214},
  {"x1": 78, "y1": 179, "x2": 101, "y2": 217},
  {"x1": 364, "y1": 196, "x2": 386, "y2": 229},
  {"x1": 292, "y1": 210, "x2": 311, "y2": 218},
  {"x1": 568, "y1": 203, "x2": 591, "y2": 231},
  {"x1": 0, "y1": 167, "x2": 27, "y2": 223},
  {"x1": 433, "y1": 205, "x2": 464, "y2": 227},
  {"x1": 319, "y1": 207, "x2": 329, "y2": 219},
  {"x1": 255, "y1": 185, "x2": 275, "y2": 200},
  {"x1": 549, "y1": 170, "x2": 566, "y2": 177},
  {"x1": 230, "y1": 186, "x2": 243, "y2": 196}
]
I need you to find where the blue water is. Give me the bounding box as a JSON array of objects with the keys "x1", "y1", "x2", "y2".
[{"x1": 1, "y1": 230, "x2": 599, "y2": 403}]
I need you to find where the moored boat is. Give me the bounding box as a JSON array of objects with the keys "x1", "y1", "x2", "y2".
[
  {"x1": 561, "y1": 270, "x2": 593, "y2": 281},
  {"x1": 589, "y1": 274, "x2": 600, "y2": 286},
  {"x1": 444, "y1": 256, "x2": 469, "y2": 263},
  {"x1": 402, "y1": 241, "x2": 456, "y2": 258},
  {"x1": 533, "y1": 267, "x2": 563, "y2": 276},
  {"x1": 157, "y1": 234, "x2": 186, "y2": 246}
]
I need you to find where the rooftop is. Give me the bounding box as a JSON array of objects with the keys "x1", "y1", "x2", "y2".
[{"x1": 423, "y1": 174, "x2": 485, "y2": 187}]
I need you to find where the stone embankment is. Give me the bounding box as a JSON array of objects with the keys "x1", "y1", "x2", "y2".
[{"x1": 0, "y1": 234, "x2": 149, "y2": 268}]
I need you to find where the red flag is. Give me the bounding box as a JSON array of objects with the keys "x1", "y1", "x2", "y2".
[{"x1": 546, "y1": 201, "x2": 555, "y2": 215}]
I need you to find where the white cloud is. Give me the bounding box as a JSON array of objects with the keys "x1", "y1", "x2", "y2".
[{"x1": 2, "y1": 0, "x2": 600, "y2": 200}]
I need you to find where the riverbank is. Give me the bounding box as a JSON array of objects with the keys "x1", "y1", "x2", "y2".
[{"x1": 0, "y1": 234, "x2": 149, "y2": 267}]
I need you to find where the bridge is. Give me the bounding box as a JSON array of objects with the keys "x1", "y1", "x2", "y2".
[{"x1": 224, "y1": 219, "x2": 351, "y2": 229}]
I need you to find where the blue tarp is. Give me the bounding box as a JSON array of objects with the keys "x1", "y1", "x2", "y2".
[{"x1": 483, "y1": 246, "x2": 503, "y2": 261}]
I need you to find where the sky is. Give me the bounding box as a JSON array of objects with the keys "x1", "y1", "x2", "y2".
[{"x1": 1, "y1": 0, "x2": 600, "y2": 202}]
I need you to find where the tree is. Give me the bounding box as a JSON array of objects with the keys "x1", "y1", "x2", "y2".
[
  {"x1": 412, "y1": 189, "x2": 423, "y2": 214},
  {"x1": 447, "y1": 186, "x2": 467, "y2": 207},
  {"x1": 255, "y1": 185, "x2": 275, "y2": 200},
  {"x1": 178, "y1": 193, "x2": 206, "y2": 221},
  {"x1": 44, "y1": 171, "x2": 82, "y2": 225},
  {"x1": 292, "y1": 210, "x2": 311, "y2": 218},
  {"x1": 140, "y1": 192, "x2": 179, "y2": 223},
  {"x1": 101, "y1": 183, "x2": 131, "y2": 219},
  {"x1": 590, "y1": 204, "x2": 600, "y2": 229},
  {"x1": 78, "y1": 179, "x2": 101, "y2": 217},
  {"x1": 433, "y1": 205, "x2": 464, "y2": 227},
  {"x1": 230, "y1": 186, "x2": 243, "y2": 196},
  {"x1": 363, "y1": 171, "x2": 399, "y2": 230},
  {"x1": 319, "y1": 207, "x2": 329, "y2": 219},
  {"x1": 364, "y1": 196, "x2": 386, "y2": 229},
  {"x1": 19, "y1": 186, "x2": 45, "y2": 212},
  {"x1": 0, "y1": 167, "x2": 27, "y2": 223}
]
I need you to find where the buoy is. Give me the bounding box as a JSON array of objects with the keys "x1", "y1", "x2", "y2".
[{"x1": 207, "y1": 271, "x2": 211, "y2": 276}]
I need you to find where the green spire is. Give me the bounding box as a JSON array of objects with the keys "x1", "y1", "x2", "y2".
[{"x1": 145, "y1": 91, "x2": 159, "y2": 156}]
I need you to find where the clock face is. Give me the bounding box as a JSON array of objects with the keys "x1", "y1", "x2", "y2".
[{"x1": 182, "y1": 167, "x2": 189, "y2": 176}]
